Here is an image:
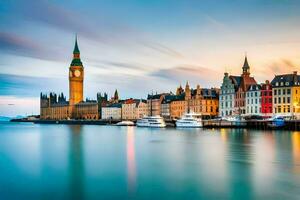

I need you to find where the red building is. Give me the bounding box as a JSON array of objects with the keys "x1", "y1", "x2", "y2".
[{"x1": 261, "y1": 80, "x2": 272, "y2": 117}]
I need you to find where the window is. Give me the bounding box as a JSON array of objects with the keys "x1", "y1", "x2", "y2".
[
  {"x1": 274, "y1": 98, "x2": 277, "y2": 104},
  {"x1": 278, "y1": 89, "x2": 281, "y2": 95},
  {"x1": 287, "y1": 89, "x2": 291, "y2": 94},
  {"x1": 274, "y1": 89, "x2": 277, "y2": 95},
  {"x1": 278, "y1": 97, "x2": 281, "y2": 104},
  {"x1": 287, "y1": 97, "x2": 290, "y2": 103},
  {"x1": 286, "y1": 82, "x2": 289, "y2": 86},
  {"x1": 283, "y1": 89, "x2": 286, "y2": 95},
  {"x1": 283, "y1": 97, "x2": 285, "y2": 103}
]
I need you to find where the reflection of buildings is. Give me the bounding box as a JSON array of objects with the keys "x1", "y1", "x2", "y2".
[
  {"x1": 40, "y1": 37, "x2": 106, "y2": 120},
  {"x1": 292, "y1": 132, "x2": 300, "y2": 173},
  {"x1": 68, "y1": 125, "x2": 85, "y2": 199},
  {"x1": 227, "y1": 130, "x2": 253, "y2": 199},
  {"x1": 126, "y1": 127, "x2": 136, "y2": 194}
]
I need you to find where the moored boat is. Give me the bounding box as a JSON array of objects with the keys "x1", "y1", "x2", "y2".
[
  {"x1": 136, "y1": 116, "x2": 166, "y2": 128},
  {"x1": 116, "y1": 121, "x2": 135, "y2": 126},
  {"x1": 267, "y1": 116, "x2": 285, "y2": 128},
  {"x1": 176, "y1": 112, "x2": 202, "y2": 128}
]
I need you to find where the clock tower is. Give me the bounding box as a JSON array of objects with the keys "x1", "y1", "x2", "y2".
[{"x1": 69, "y1": 36, "x2": 84, "y2": 105}]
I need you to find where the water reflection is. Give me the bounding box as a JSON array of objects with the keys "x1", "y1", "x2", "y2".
[
  {"x1": 126, "y1": 126, "x2": 136, "y2": 195},
  {"x1": 227, "y1": 129, "x2": 254, "y2": 200},
  {"x1": 68, "y1": 125, "x2": 85, "y2": 199},
  {"x1": 292, "y1": 132, "x2": 300, "y2": 173}
]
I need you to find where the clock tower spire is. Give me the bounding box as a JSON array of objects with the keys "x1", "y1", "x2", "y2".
[{"x1": 69, "y1": 35, "x2": 84, "y2": 105}]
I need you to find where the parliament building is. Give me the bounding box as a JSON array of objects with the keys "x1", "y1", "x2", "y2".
[{"x1": 40, "y1": 37, "x2": 106, "y2": 120}]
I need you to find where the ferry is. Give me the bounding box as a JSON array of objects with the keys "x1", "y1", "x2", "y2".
[
  {"x1": 176, "y1": 113, "x2": 203, "y2": 128},
  {"x1": 136, "y1": 116, "x2": 166, "y2": 128}
]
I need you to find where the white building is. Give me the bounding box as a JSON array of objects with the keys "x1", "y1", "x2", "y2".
[
  {"x1": 245, "y1": 84, "x2": 261, "y2": 116},
  {"x1": 219, "y1": 72, "x2": 235, "y2": 117},
  {"x1": 101, "y1": 103, "x2": 122, "y2": 120}
]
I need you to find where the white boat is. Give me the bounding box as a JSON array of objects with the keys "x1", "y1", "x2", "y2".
[
  {"x1": 224, "y1": 115, "x2": 246, "y2": 127},
  {"x1": 176, "y1": 113, "x2": 203, "y2": 128},
  {"x1": 116, "y1": 121, "x2": 135, "y2": 126},
  {"x1": 136, "y1": 115, "x2": 166, "y2": 128}
]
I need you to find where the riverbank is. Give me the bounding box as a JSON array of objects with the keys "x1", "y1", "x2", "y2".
[{"x1": 10, "y1": 118, "x2": 300, "y2": 130}]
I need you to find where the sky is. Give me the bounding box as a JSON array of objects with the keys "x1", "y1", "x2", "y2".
[{"x1": 0, "y1": 0, "x2": 300, "y2": 117}]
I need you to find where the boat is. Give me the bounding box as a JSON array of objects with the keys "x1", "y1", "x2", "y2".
[
  {"x1": 116, "y1": 121, "x2": 135, "y2": 126},
  {"x1": 136, "y1": 92, "x2": 166, "y2": 128},
  {"x1": 225, "y1": 115, "x2": 247, "y2": 127},
  {"x1": 136, "y1": 115, "x2": 166, "y2": 128},
  {"x1": 267, "y1": 116, "x2": 285, "y2": 128},
  {"x1": 176, "y1": 112, "x2": 203, "y2": 128}
]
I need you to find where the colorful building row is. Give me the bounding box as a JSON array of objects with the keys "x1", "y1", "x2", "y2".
[{"x1": 219, "y1": 56, "x2": 300, "y2": 118}]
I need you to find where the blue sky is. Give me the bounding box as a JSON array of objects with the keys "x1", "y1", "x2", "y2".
[{"x1": 1, "y1": 0, "x2": 300, "y2": 116}]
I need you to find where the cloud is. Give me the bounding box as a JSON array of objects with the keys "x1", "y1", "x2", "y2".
[
  {"x1": 140, "y1": 41, "x2": 184, "y2": 58},
  {"x1": 253, "y1": 58, "x2": 300, "y2": 82},
  {"x1": 0, "y1": 73, "x2": 66, "y2": 97},
  {"x1": 0, "y1": 31, "x2": 66, "y2": 61},
  {"x1": 9, "y1": 0, "x2": 183, "y2": 59},
  {"x1": 150, "y1": 64, "x2": 221, "y2": 87}
]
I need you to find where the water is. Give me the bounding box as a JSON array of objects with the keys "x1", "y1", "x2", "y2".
[{"x1": 0, "y1": 122, "x2": 300, "y2": 200}]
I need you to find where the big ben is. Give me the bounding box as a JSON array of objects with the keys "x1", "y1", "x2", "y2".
[{"x1": 69, "y1": 36, "x2": 84, "y2": 105}]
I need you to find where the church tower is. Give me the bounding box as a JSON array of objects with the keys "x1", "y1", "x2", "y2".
[
  {"x1": 242, "y1": 55, "x2": 250, "y2": 76},
  {"x1": 69, "y1": 36, "x2": 84, "y2": 105}
]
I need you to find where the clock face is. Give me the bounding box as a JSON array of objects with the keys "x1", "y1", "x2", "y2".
[{"x1": 74, "y1": 70, "x2": 81, "y2": 77}]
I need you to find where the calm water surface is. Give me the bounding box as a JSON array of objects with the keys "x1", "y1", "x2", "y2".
[{"x1": 0, "y1": 122, "x2": 300, "y2": 200}]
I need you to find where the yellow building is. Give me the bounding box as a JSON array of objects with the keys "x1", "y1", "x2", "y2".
[
  {"x1": 40, "y1": 37, "x2": 99, "y2": 120},
  {"x1": 292, "y1": 86, "x2": 300, "y2": 115},
  {"x1": 167, "y1": 83, "x2": 219, "y2": 119},
  {"x1": 170, "y1": 95, "x2": 186, "y2": 119},
  {"x1": 271, "y1": 71, "x2": 300, "y2": 118}
]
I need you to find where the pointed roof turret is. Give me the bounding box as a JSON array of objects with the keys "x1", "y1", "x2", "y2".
[
  {"x1": 73, "y1": 34, "x2": 80, "y2": 54},
  {"x1": 242, "y1": 55, "x2": 250, "y2": 75},
  {"x1": 70, "y1": 35, "x2": 83, "y2": 67},
  {"x1": 114, "y1": 89, "x2": 119, "y2": 100}
]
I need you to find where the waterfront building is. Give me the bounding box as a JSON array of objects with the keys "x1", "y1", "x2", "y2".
[
  {"x1": 40, "y1": 37, "x2": 100, "y2": 120},
  {"x1": 168, "y1": 83, "x2": 219, "y2": 119},
  {"x1": 271, "y1": 71, "x2": 300, "y2": 117},
  {"x1": 101, "y1": 103, "x2": 122, "y2": 120},
  {"x1": 170, "y1": 94, "x2": 186, "y2": 119},
  {"x1": 122, "y1": 99, "x2": 147, "y2": 120},
  {"x1": 136, "y1": 99, "x2": 148, "y2": 119},
  {"x1": 261, "y1": 80, "x2": 273, "y2": 117},
  {"x1": 222, "y1": 56, "x2": 257, "y2": 116},
  {"x1": 161, "y1": 95, "x2": 174, "y2": 119},
  {"x1": 200, "y1": 88, "x2": 219, "y2": 118},
  {"x1": 219, "y1": 72, "x2": 235, "y2": 117},
  {"x1": 147, "y1": 93, "x2": 166, "y2": 116},
  {"x1": 245, "y1": 84, "x2": 261, "y2": 116}
]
